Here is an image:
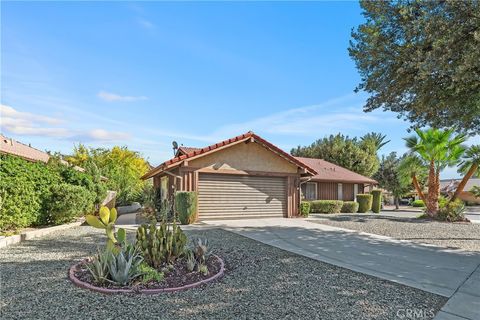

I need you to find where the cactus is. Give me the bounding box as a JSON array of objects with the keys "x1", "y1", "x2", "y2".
[
  {"x1": 85, "y1": 206, "x2": 125, "y2": 248},
  {"x1": 135, "y1": 220, "x2": 187, "y2": 268}
]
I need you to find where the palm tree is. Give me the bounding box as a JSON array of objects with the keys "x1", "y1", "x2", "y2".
[
  {"x1": 361, "y1": 132, "x2": 390, "y2": 151},
  {"x1": 404, "y1": 128, "x2": 467, "y2": 217},
  {"x1": 398, "y1": 154, "x2": 428, "y2": 203},
  {"x1": 471, "y1": 186, "x2": 480, "y2": 198},
  {"x1": 451, "y1": 145, "x2": 480, "y2": 201}
]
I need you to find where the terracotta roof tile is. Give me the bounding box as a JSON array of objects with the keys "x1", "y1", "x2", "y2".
[
  {"x1": 294, "y1": 156, "x2": 377, "y2": 184},
  {"x1": 142, "y1": 131, "x2": 317, "y2": 179}
]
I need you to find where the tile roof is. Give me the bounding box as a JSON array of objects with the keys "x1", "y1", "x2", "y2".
[
  {"x1": 142, "y1": 131, "x2": 318, "y2": 179},
  {"x1": 0, "y1": 134, "x2": 50, "y2": 163},
  {"x1": 294, "y1": 156, "x2": 378, "y2": 184},
  {"x1": 176, "y1": 146, "x2": 201, "y2": 156}
]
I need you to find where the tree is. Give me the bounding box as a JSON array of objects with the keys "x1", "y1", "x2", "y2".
[
  {"x1": 66, "y1": 146, "x2": 150, "y2": 205},
  {"x1": 397, "y1": 154, "x2": 428, "y2": 203},
  {"x1": 291, "y1": 133, "x2": 380, "y2": 177},
  {"x1": 471, "y1": 186, "x2": 480, "y2": 198},
  {"x1": 405, "y1": 128, "x2": 467, "y2": 216},
  {"x1": 373, "y1": 152, "x2": 410, "y2": 209},
  {"x1": 360, "y1": 132, "x2": 390, "y2": 151},
  {"x1": 349, "y1": 1, "x2": 480, "y2": 133},
  {"x1": 452, "y1": 145, "x2": 480, "y2": 200}
]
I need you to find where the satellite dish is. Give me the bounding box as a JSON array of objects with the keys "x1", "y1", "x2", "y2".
[{"x1": 172, "y1": 141, "x2": 178, "y2": 156}]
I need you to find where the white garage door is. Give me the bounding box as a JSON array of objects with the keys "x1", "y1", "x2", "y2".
[{"x1": 198, "y1": 174, "x2": 287, "y2": 219}]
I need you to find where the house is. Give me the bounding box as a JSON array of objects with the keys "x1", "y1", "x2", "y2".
[
  {"x1": 440, "y1": 178, "x2": 480, "y2": 204},
  {"x1": 142, "y1": 131, "x2": 377, "y2": 220}
]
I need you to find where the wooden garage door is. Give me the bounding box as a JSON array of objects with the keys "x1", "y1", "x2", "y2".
[{"x1": 198, "y1": 174, "x2": 287, "y2": 219}]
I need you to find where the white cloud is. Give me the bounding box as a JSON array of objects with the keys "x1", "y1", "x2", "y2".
[
  {"x1": 0, "y1": 104, "x2": 62, "y2": 125},
  {"x1": 1, "y1": 105, "x2": 131, "y2": 142},
  {"x1": 137, "y1": 18, "x2": 155, "y2": 29},
  {"x1": 97, "y1": 91, "x2": 147, "y2": 102}
]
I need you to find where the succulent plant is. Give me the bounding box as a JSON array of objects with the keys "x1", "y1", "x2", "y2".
[
  {"x1": 193, "y1": 238, "x2": 209, "y2": 265},
  {"x1": 136, "y1": 220, "x2": 187, "y2": 268},
  {"x1": 85, "y1": 206, "x2": 125, "y2": 248},
  {"x1": 106, "y1": 245, "x2": 143, "y2": 286},
  {"x1": 185, "y1": 250, "x2": 196, "y2": 272},
  {"x1": 85, "y1": 248, "x2": 111, "y2": 284},
  {"x1": 198, "y1": 263, "x2": 208, "y2": 276}
]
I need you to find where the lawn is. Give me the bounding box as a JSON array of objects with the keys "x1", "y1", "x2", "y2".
[{"x1": 0, "y1": 225, "x2": 446, "y2": 320}]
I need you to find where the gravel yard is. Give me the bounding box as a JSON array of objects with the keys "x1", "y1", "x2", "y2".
[
  {"x1": 310, "y1": 214, "x2": 480, "y2": 252},
  {"x1": 1, "y1": 225, "x2": 446, "y2": 320}
]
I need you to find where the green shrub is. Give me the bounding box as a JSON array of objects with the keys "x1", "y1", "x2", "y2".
[
  {"x1": 175, "y1": 191, "x2": 197, "y2": 224},
  {"x1": 438, "y1": 198, "x2": 466, "y2": 222},
  {"x1": 341, "y1": 201, "x2": 359, "y2": 213},
  {"x1": 310, "y1": 200, "x2": 343, "y2": 213},
  {"x1": 356, "y1": 194, "x2": 373, "y2": 213},
  {"x1": 138, "y1": 262, "x2": 164, "y2": 283},
  {"x1": 299, "y1": 202, "x2": 311, "y2": 216},
  {"x1": 46, "y1": 183, "x2": 95, "y2": 225},
  {"x1": 411, "y1": 199, "x2": 425, "y2": 207},
  {"x1": 371, "y1": 190, "x2": 382, "y2": 213}
]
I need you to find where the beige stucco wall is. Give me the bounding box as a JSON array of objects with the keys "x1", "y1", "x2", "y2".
[{"x1": 189, "y1": 141, "x2": 298, "y2": 173}]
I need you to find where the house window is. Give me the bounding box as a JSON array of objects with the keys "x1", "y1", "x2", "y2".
[{"x1": 301, "y1": 182, "x2": 317, "y2": 200}]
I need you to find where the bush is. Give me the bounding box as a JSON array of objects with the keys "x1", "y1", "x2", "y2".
[
  {"x1": 371, "y1": 190, "x2": 382, "y2": 213},
  {"x1": 357, "y1": 194, "x2": 373, "y2": 213},
  {"x1": 341, "y1": 201, "x2": 359, "y2": 213},
  {"x1": 175, "y1": 191, "x2": 197, "y2": 224},
  {"x1": 45, "y1": 183, "x2": 95, "y2": 225},
  {"x1": 310, "y1": 200, "x2": 343, "y2": 213},
  {"x1": 411, "y1": 199, "x2": 425, "y2": 207},
  {"x1": 299, "y1": 202, "x2": 311, "y2": 216},
  {"x1": 438, "y1": 198, "x2": 466, "y2": 222}
]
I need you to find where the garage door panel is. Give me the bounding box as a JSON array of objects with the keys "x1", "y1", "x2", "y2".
[{"x1": 198, "y1": 174, "x2": 287, "y2": 218}]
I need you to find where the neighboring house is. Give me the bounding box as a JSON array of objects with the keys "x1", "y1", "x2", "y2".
[
  {"x1": 294, "y1": 157, "x2": 377, "y2": 202},
  {"x1": 142, "y1": 131, "x2": 377, "y2": 220},
  {"x1": 0, "y1": 134, "x2": 108, "y2": 181},
  {"x1": 440, "y1": 178, "x2": 480, "y2": 204}
]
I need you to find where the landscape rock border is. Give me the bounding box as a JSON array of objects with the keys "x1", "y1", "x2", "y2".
[{"x1": 69, "y1": 254, "x2": 225, "y2": 294}]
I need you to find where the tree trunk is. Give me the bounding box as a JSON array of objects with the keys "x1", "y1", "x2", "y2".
[
  {"x1": 425, "y1": 160, "x2": 438, "y2": 217},
  {"x1": 451, "y1": 163, "x2": 478, "y2": 201},
  {"x1": 395, "y1": 196, "x2": 399, "y2": 210},
  {"x1": 412, "y1": 174, "x2": 426, "y2": 202}
]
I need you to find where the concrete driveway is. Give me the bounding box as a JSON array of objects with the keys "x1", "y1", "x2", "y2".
[{"x1": 203, "y1": 218, "x2": 480, "y2": 320}]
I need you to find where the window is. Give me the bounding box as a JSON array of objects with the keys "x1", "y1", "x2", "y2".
[{"x1": 301, "y1": 182, "x2": 317, "y2": 200}]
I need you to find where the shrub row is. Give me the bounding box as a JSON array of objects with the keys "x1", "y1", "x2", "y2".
[
  {"x1": 357, "y1": 194, "x2": 373, "y2": 213},
  {"x1": 411, "y1": 199, "x2": 425, "y2": 207},
  {"x1": 309, "y1": 200, "x2": 344, "y2": 214},
  {"x1": 0, "y1": 154, "x2": 105, "y2": 231},
  {"x1": 341, "y1": 201, "x2": 359, "y2": 213}
]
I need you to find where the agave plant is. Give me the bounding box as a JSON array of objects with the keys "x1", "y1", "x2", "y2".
[
  {"x1": 107, "y1": 245, "x2": 143, "y2": 286},
  {"x1": 185, "y1": 250, "x2": 196, "y2": 272},
  {"x1": 193, "y1": 238, "x2": 210, "y2": 265},
  {"x1": 85, "y1": 248, "x2": 111, "y2": 284}
]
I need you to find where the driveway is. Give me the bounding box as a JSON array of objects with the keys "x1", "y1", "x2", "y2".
[{"x1": 203, "y1": 218, "x2": 480, "y2": 320}]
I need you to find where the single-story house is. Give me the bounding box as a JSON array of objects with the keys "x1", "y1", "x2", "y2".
[
  {"x1": 142, "y1": 131, "x2": 377, "y2": 220},
  {"x1": 441, "y1": 178, "x2": 480, "y2": 204}
]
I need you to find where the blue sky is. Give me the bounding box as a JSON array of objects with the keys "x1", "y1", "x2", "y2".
[{"x1": 1, "y1": 2, "x2": 477, "y2": 178}]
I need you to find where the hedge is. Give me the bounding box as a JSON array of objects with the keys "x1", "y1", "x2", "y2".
[
  {"x1": 371, "y1": 190, "x2": 382, "y2": 213},
  {"x1": 309, "y1": 200, "x2": 343, "y2": 214},
  {"x1": 357, "y1": 194, "x2": 373, "y2": 213},
  {"x1": 341, "y1": 201, "x2": 359, "y2": 213},
  {"x1": 0, "y1": 154, "x2": 101, "y2": 231},
  {"x1": 299, "y1": 202, "x2": 311, "y2": 217},
  {"x1": 45, "y1": 183, "x2": 95, "y2": 225},
  {"x1": 411, "y1": 199, "x2": 425, "y2": 207},
  {"x1": 175, "y1": 191, "x2": 197, "y2": 224}
]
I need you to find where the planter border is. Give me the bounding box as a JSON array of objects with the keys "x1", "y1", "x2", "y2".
[{"x1": 69, "y1": 254, "x2": 225, "y2": 294}]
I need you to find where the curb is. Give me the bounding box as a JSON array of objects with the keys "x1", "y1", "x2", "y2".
[
  {"x1": 0, "y1": 220, "x2": 84, "y2": 249},
  {"x1": 69, "y1": 254, "x2": 225, "y2": 294}
]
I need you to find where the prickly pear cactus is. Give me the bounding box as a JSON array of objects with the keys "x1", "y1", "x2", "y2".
[{"x1": 85, "y1": 206, "x2": 125, "y2": 247}]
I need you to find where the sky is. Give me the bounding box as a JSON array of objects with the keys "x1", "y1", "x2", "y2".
[{"x1": 1, "y1": 2, "x2": 478, "y2": 179}]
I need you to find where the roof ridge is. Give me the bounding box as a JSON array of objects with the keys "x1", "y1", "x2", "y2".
[{"x1": 1, "y1": 134, "x2": 49, "y2": 155}]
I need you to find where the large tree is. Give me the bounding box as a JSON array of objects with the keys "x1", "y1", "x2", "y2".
[
  {"x1": 349, "y1": 1, "x2": 480, "y2": 133},
  {"x1": 291, "y1": 133, "x2": 380, "y2": 177},
  {"x1": 405, "y1": 128, "x2": 466, "y2": 216},
  {"x1": 373, "y1": 152, "x2": 410, "y2": 209}
]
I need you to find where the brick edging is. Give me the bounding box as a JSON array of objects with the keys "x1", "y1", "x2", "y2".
[
  {"x1": 69, "y1": 254, "x2": 225, "y2": 294},
  {"x1": 0, "y1": 220, "x2": 84, "y2": 249}
]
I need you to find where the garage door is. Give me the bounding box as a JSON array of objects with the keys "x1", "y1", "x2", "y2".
[{"x1": 198, "y1": 174, "x2": 287, "y2": 219}]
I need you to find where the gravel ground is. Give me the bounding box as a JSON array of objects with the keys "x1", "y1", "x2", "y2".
[
  {"x1": 0, "y1": 226, "x2": 446, "y2": 320},
  {"x1": 310, "y1": 214, "x2": 480, "y2": 251}
]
